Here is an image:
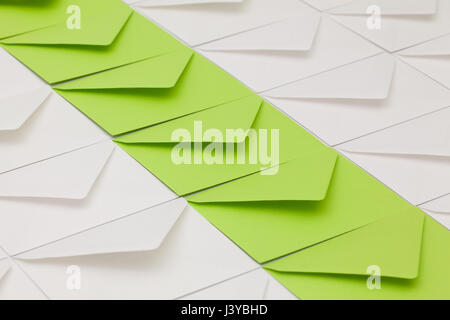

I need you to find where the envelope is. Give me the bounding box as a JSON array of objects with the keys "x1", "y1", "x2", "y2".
[
  {"x1": 399, "y1": 33, "x2": 450, "y2": 90},
  {"x1": 131, "y1": 0, "x2": 307, "y2": 46},
  {"x1": 338, "y1": 106, "x2": 450, "y2": 205},
  {"x1": 181, "y1": 268, "x2": 297, "y2": 300},
  {"x1": 187, "y1": 147, "x2": 416, "y2": 263},
  {"x1": 329, "y1": 0, "x2": 450, "y2": 52},
  {"x1": 55, "y1": 48, "x2": 253, "y2": 136},
  {"x1": 0, "y1": 140, "x2": 177, "y2": 255},
  {"x1": 115, "y1": 96, "x2": 328, "y2": 195},
  {"x1": 0, "y1": 3, "x2": 183, "y2": 84},
  {"x1": 12, "y1": 199, "x2": 259, "y2": 299},
  {"x1": 0, "y1": 0, "x2": 118, "y2": 40},
  {"x1": 196, "y1": 10, "x2": 383, "y2": 92},
  {"x1": 420, "y1": 194, "x2": 450, "y2": 230},
  {"x1": 0, "y1": 49, "x2": 109, "y2": 174},
  {"x1": 0, "y1": 255, "x2": 47, "y2": 300},
  {"x1": 303, "y1": 0, "x2": 354, "y2": 11},
  {"x1": 265, "y1": 209, "x2": 450, "y2": 300},
  {"x1": 264, "y1": 53, "x2": 450, "y2": 146}
]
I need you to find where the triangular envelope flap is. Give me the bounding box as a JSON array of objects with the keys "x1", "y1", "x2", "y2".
[
  {"x1": 421, "y1": 195, "x2": 450, "y2": 214},
  {"x1": 0, "y1": 259, "x2": 10, "y2": 282},
  {"x1": 330, "y1": 0, "x2": 437, "y2": 15},
  {"x1": 338, "y1": 107, "x2": 450, "y2": 157},
  {"x1": 0, "y1": 86, "x2": 51, "y2": 131},
  {"x1": 265, "y1": 53, "x2": 395, "y2": 100},
  {"x1": 266, "y1": 209, "x2": 425, "y2": 279},
  {"x1": 17, "y1": 198, "x2": 188, "y2": 259},
  {"x1": 1, "y1": 7, "x2": 132, "y2": 46},
  {"x1": 135, "y1": 0, "x2": 243, "y2": 6},
  {"x1": 115, "y1": 95, "x2": 262, "y2": 144},
  {"x1": 188, "y1": 149, "x2": 337, "y2": 203},
  {"x1": 56, "y1": 49, "x2": 193, "y2": 90},
  {"x1": 0, "y1": 141, "x2": 114, "y2": 200},
  {"x1": 400, "y1": 34, "x2": 450, "y2": 56},
  {"x1": 198, "y1": 15, "x2": 321, "y2": 52}
]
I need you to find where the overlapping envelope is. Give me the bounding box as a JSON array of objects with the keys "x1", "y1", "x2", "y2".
[
  {"x1": 0, "y1": 0, "x2": 116, "y2": 40},
  {"x1": 187, "y1": 148, "x2": 415, "y2": 263},
  {"x1": 338, "y1": 107, "x2": 450, "y2": 205},
  {"x1": 115, "y1": 96, "x2": 328, "y2": 195},
  {"x1": 55, "y1": 47, "x2": 253, "y2": 136},
  {"x1": 195, "y1": 2, "x2": 382, "y2": 92},
  {"x1": 181, "y1": 269, "x2": 296, "y2": 300},
  {"x1": 329, "y1": 0, "x2": 450, "y2": 52},
  {"x1": 420, "y1": 194, "x2": 450, "y2": 230},
  {"x1": 0, "y1": 1, "x2": 183, "y2": 83},
  {"x1": 0, "y1": 253, "x2": 46, "y2": 300},
  {"x1": 0, "y1": 140, "x2": 177, "y2": 255},
  {"x1": 265, "y1": 210, "x2": 450, "y2": 300},
  {"x1": 264, "y1": 53, "x2": 450, "y2": 146},
  {"x1": 0, "y1": 48, "x2": 108, "y2": 174},
  {"x1": 399, "y1": 34, "x2": 450, "y2": 90},
  {"x1": 12, "y1": 199, "x2": 259, "y2": 299},
  {"x1": 130, "y1": 0, "x2": 307, "y2": 46}
]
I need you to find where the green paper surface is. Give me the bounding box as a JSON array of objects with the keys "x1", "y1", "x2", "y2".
[
  {"x1": 115, "y1": 99, "x2": 327, "y2": 196},
  {"x1": 188, "y1": 154, "x2": 416, "y2": 263},
  {"x1": 265, "y1": 212, "x2": 450, "y2": 299},
  {"x1": 1, "y1": 9, "x2": 183, "y2": 83},
  {"x1": 56, "y1": 48, "x2": 254, "y2": 135}
]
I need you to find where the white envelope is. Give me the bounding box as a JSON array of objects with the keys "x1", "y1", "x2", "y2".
[
  {"x1": 337, "y1": 107, "x2": 450, "y2": 205},
  {"x1": 131, "y1": 0, "x2": 306, "y2": 46},
  {"x1": 196, "y1": 5, "x2": 382, "y2": 92},
  {"x1": 264, "y1": 53, "x2": 450, "y2": 146},
  {"x1": 0, "y1": 48, "x2": 108, "y2": 174},
  {"x1": 399, "y1": 33, "x2": 450, "y2": 89},
  {"x1": 0, "y1": 140, "x2": 178, "y2": 255},
  {"x1": 180, "y1": 268, "x2": 297, "y2": 300},
  {"x1": 0, "y1": 254, "x2": 46, "y2": 300},
  {"x1": 303, "y1": 0, "x2": 354, "y2": 11},
  {"x1": 420, "y1": 194, "x2": 450, "y2": 230},
  {"x1": 13, "y1": 199, "x2": 259, "y2": 299},
  {"x1": 329, "y1": 0, "x2": 450, "y2": 52}
]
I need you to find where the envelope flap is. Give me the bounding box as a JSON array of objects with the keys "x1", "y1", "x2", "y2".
[
  {"x1": 421, "y1": 195, "x2": 450, "y2": 214},
  {"x1": 2, "y1": 7, "x2": 132, "y2": 46},
  {"x1": 16, "y1": 198, "x2": 188, "y2": 259},
  {"x1": 115, "y1": 95, "x2": 262, "y2": 144},
  {"x1": 338, "y1": 107, "x2": 450, "y2": 158},
  {"x1": 0, "y1": 141, "x2": 114, "y2": 200},
  {"x1": 188, "y1": 149, "x2": 337, "y2": 202},
  {"x1": 198, "y1": 15, "x2": 321, "y2": 52},
  {"x1": 330, "y1": 0, "x2": 437, "y2": 15},
  {"x1": 56, "y1": 48, "x2": 193, "y2": 90},
  {"x1": 265, "y1": 54, "x2": 395, "y2": 100},
  {"x1": 135, "y1": 0, "x2": 243, "y2": 6},
  {"x1": 400, "y1": 35, "x2": 450, "y2": 56},
  {"x1": 266, "y1": 209, "x2": 425, "y2": 279},
  {"x1": 0, "y1": 86, "x2": 51, "y2": 131}
]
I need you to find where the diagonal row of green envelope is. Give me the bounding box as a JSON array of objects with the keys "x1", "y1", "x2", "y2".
[{"x1": 2, "y1": 0, "x2": 449, "y2": 299}]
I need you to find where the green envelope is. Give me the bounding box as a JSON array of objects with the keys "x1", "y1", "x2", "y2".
[
  {"x1": 0, "y1": 0, "x2": 118, "y2": 39},
  {"x1": 187, "y1": 151, "x2": 416, "y2": 263},
  {"x1": 265, "y1": 210, "x2": 450, "y2": 300},
  {"x1": 55, "y1": 47, "x2": 253, "y2": 135},
  {"x1": 1, "y1": 3, "x2": 183, "y2": 83},
  {"x1": 115, "y1": 96, "x2": 328, "y2": 195}
]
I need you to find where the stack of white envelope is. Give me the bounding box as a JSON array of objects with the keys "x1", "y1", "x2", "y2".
[
  {"x1": 0, "y1": 48, "x2": 109, "y2": 174},
  {"x1": 0, "y1": 250, "x2": 46, "y2": 300},
  {"x1": 9, "y1": 198, "x2": 264, "y2": 300},
  {"x1": 180, "y1": 269, "x2": 297, "y2": 300},
  {"x1": 263, "y1": 53, "x2": 450, "y2": 146},
  {"x1": 130, "y1": 0, "x2": 382, "y2": 92},
  {"x1": 337, "y1": 107, "x2": 450, "y2": 206}
]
